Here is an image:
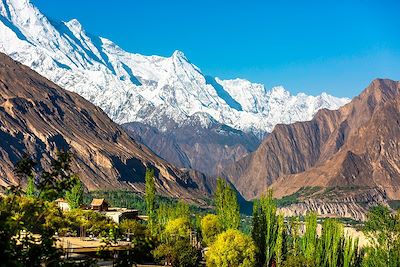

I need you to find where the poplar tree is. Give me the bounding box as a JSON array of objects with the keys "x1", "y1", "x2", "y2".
[
  {"x1": 252, "y1": 200, "x2": 266, "y2": 267},
  {"x1": 261, "y1": 189, "x2": 278, "y2": 267},
  {"x1": 65, "y1": 178, "x2": 83, "y2": 209},
  {"x1": 274, "y1": 214, "x2": 285, "y2": 267},
  {"x1": 252, "y1": 189, "x2": 278, "y2": 267},
  {"x1": 145, "y1": 168, "x2": 156, "y2": 232},
  {"x1": 302, "y1": 212, "x2": 318, "y2": 265},
  {"x1": 214, "y1": 178, "x2": 240, "y2": 230},
  {"x1": 26, "y1": 176, "x2": 36, "y2": 198}
]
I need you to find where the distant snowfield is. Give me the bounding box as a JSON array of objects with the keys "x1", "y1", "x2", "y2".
[{"x1": 0, "y1": 0, "x2": 350, "y2": 136}]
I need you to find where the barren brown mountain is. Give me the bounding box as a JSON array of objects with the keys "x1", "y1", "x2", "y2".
[
  {"x1": 0, "y1": 53, "x2": 214, "y2": 202},
  {"x1": 223, "y1": 79, "x2": 400, "y2": 206}
]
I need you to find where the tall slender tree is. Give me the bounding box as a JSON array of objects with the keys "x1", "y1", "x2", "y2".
[
  {"x1": 252, "y1": 189, "x2": 278, "y2": 267},
  {"x1": 145, "y1": 168, "x2": 156, "y2": 232},
  {"x1": 274, "y1": 214, "x2": 285, "y2": 267},
  {"x1": 26, "y1": 176, "x2": 36, "y2": 198},
  {"x1": 65, "y1": 178, "x2": 83, "y2": 209},
  {"x1": 214, "y1": 178, "x2": 240, "y2": 230},
  {"x1": 252, "y1": 200, "x2": 266, "y2": 267},
  {"x1": 302, "y1": 212, "x2": 318, "y2": 265},
  {"x1": 261, "y1": 189, "x2": 278, "y2": 267}
]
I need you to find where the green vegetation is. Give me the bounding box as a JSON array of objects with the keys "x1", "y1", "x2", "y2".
[
  {"x1": 362, "y1": 205, "x2": 400, "y2": 267},
  {"x1": 215, "y1": 177, "x2": 240, "y2": 230},
  {"x1": 2, "y1": 151, "x2": 400, "y2": 266},
  {"x1": 275, "y1": 186, "x2": 323, "y2": 207},
  {"x1": 65, "y1": 180, "x2": 83, "y2": 209},
  {"x1": 0, "y1": 151, "x2": 95, "y2": 266},
  {"x1": 388, "y1": 200, "x2": 400, "y2": 210},
  {"x1": 200, "y1": 214, "x2": 221, "y2": 246},
  {"x1": 145, "y1": 168, "x2": 156, "y2": 233},
  {"x1": 251, "y1": 190, "x2": 365, "y2": 267}
]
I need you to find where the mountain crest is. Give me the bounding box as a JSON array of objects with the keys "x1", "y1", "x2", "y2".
[{"x1": 0, "y1": 0, "x2": 350, "y2": 135}]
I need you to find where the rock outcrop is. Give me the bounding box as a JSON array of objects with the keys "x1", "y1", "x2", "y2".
[{"x1": 123, "y1": 118, "x2": 260, "y2": 176}]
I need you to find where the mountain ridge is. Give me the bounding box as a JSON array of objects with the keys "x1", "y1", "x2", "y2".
[
  {"x1": 0, "y1": 0, "x2": 349, "y2": 137},
  {"x1": 222, "y1": 78, "x2": 400, "y2": 202}
]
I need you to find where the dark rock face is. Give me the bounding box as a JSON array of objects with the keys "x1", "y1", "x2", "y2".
[
  {"x1": 123, "y1": 120, "x2": 261, "y2": 176},
  {"x1": 223, "y1": 79, "x2": 400, "y2": 203},
  {"x1": 0, "y1": 53, "x2": 214, "y2": 203}
]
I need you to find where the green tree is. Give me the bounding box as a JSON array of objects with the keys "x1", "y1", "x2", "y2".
[
  {"x1": 261, "y1": 189, "x2": 278, "y2": 267},
  {"x1": 37, "y1": 150, "x2": 80, "y2": 201},
  {"x1": 316, "y1": 219, "x2": 343, "y2": 267},
  {"x1": 302, "y1": 212, "x2": 317, "y2": 265},
  {"x1": 0, "y1": 151, "x2": 94, "y2": 267},
  {"x1": 65, "y1": 178, "x2": 83, "y2": 209},
  {"x1": 26, "y1": 175, "x2": 36, "y2": 198},
  {"x1": 164, "y1": 217, "x2": 191, "y2": 241},
  {"x1": 214, "y1": 177, "x2": 240, "y2": 230},
  {"x1": 343, "y1": 236, "x2": 359, "y2": 267},
  {"x1": 252, "y1": 199, "x2": 266, "y2": 267},
  {"x1": 153, "y1": 239, "x2": 200, "y2": 267},
  {"x1": 275, "y1": 214, "x2": 285, "y2": 267},
  {"x1": 201, "y1": 214, "x2": 221, "y2": 246},
  {"x1": 287, "y1": 217, "x2": 301, "y2": 257},
  {"x1": 206, "y1": 229, "x2": 256, "y2": 267},
  {"x1": 145, "y1": 168, "x2": 156, "y2": 232},
  {"x1": 119, "y1": 220, "x2": 156, "y2": 263},
  {"x1": 15, "y1": 154, "x2": 36, "y2": 198},
  {"x1": 362, "y1": 205, "x2": 400, "y2": 267}
]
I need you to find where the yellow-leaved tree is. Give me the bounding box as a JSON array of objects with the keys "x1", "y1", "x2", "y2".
[{"x1": 206, "y1": 229, "x2": 256, "y2": 267}]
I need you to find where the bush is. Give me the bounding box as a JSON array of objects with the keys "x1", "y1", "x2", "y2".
[{"x1": 206, "y1": 229, "x2": 256, "y2": 267}]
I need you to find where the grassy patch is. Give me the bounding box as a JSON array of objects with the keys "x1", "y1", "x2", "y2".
[{"x1": 275, "y1": 186, "x2": 322, "y2": 207}]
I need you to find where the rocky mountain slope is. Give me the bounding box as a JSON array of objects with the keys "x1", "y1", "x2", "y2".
[
  {"x1": 123, "y1": 114, "x2": 260, "y2": 176},
  {"x1": 0, "y1": 0, "x2": 349, "y2": 137},
  {"x1": 0, "y1": 52, "x2": 214, "y2": 202},
  {"x1": 223, "y1": 79, "x2": 400, "y2": 218}
]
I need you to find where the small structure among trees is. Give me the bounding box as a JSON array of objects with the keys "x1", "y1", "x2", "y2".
[
  {"x1": 55, "y1": 198, "x2": 70, "y2": 211},
  {"x1": 90, "y1": 198, "x2": 109, "y2": 211}
]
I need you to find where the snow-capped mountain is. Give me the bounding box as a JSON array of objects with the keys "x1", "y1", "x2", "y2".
[{"x1": 0, "y1": 0, "x2": 350, "y2": 136}]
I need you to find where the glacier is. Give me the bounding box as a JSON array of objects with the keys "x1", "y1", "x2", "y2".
[{"x1": 0, "y1": 0, "x2": 350, "y2": 136}]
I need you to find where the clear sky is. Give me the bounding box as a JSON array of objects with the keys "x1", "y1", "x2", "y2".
[{"x1": 32, "y1": 0, "x2": 400, "y2": 97}]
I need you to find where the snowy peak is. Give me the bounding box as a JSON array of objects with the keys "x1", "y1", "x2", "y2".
[
  {"x1": 172, "y1": 50, "x2": 187, "y2": 61},
  {"x1": 65, "y1": 18, "x2": 83, "y2": 33},
  {"x1": 0, "y1": 0, "x2": 350, "y2": 135}
]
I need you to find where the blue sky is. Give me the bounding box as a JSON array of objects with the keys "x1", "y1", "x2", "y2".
[{"x1": 32, "y1": 0, "x2": 400, "y2": 97}]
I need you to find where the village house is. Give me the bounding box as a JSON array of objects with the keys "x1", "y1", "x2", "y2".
[
  {"x1": 55, "y1": 198, "x2": 70, "y2": 211},
  {"x1": 90, "y1": 198, "x2": 141, "y2": 224},
  {"x1": 90, "y1": 198, "x2": 109, "y2": 211}
]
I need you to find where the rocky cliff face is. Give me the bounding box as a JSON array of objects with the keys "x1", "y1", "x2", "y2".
[
  {"x1": 223, "y1": 79, "x2": 400, "y2": 208},
  {"x1": 278, "y1": 188, "x2": 388, "y2": 221},
  {"x1": 123, "y1": 114, "x2": 260, "y2": 176},
  {"x1": 0, "y1": 53, "x2": 214, "y2": 203}
]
